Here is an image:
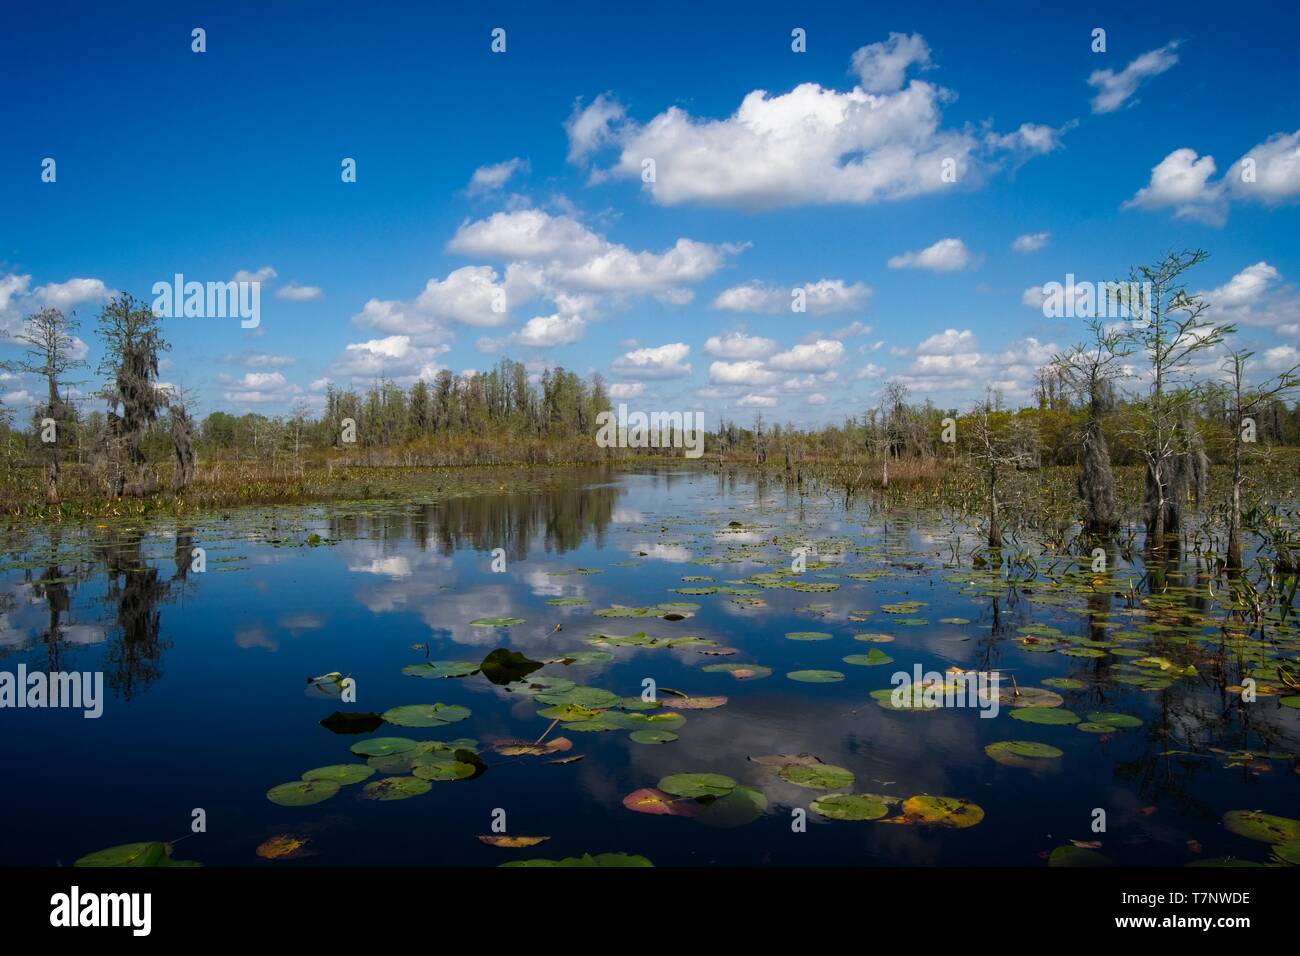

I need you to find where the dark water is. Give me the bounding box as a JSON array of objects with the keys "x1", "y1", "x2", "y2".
[{"x1": 1, "y1": 467, "x2": 1297, "y2": 867}]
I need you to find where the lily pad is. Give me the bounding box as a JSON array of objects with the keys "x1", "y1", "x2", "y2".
[
  {"x1": 778, "y1": 763, "x2": 854, "y2": 790},
  {"x1": 479, "y1": 835, "x2": 550, "y2": 847},
  {"x1": 361, "y1": 776, "x2": 432, "y2": 800},
  {"x1": 984, "y1": 741, "x2": 1064, "y2": 767},
  {"x1": 267, "y1": 780, "x2": 340, "y2": 807},
  {"x1": 301, "y1": 764, "x2": 376, "y2": 785},
  {"x1": 623, "y1": 787, "x2": 700, "y2": 817},
  {"x1": 811, "y1": 793, "x2": 893, "y2": 820},
  {"x1": 1222, "y1": 810, "x2": 1300, "y2": 844},
  {"x1": 382, "y1": 703, "x2": 471, "y2": 728},
  {"x1": 470, "y1": 617, "x2": 525, "y2": 627},
  {"x1": 657, "y1": 772, "x2": 737, "y2": 799},
  {"x1": 1049, "y1": 845, "x2": 1112, "y2": 867},
  {"x1": 401, "y1": 660, "x2": 479, "y2": 679},
  {"x1": 74, "y1": 842, "x2": 189, "y2": 867},
  {"x1": 630, "y1": 729, "x2": 679, "y2": 744},
  {"x1": 412, "y1": 760, "x2": 477, "y2": 781},
  {"x1": 787, "y1": 669, "x2": 845, "y2": 683},
  {"x1": 843, "y1": 649, "x2": 893, "y2": 666},
  {"x1": 1009, "y1": 708, "x2": 1080, "y2": 725},
  {"x1": 349, "y1": 736, "x2": 420, "y2": 757},
  {"x1": 898, "y1": 795, "x2": 985, "y2": 828},
  {"x1": 1084, "y1": 711, "x2": 1143, "y2": 729}
]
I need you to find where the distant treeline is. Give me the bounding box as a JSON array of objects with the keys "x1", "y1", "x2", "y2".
[{"x1": 2, "y1": 251, "x2": 1298, "y2": 562}]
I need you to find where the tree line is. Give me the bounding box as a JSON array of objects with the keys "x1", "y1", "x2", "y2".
[{"x1": 3, "y1": 251, "x2": 1298, "y2": 565}]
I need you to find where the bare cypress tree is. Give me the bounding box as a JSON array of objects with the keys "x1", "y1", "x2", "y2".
[
  {"x1": 1118, "y1": 250, "x2": 1232, "y2": 552},
  {"x1": 1219, "y1": 349, "x2": 1300, "y2": 569},
  {"x1": 95, "y1": 294, "x2": 170, "y2": 497},
  {"x1": 1, "y1": 307, "x2": 86, "y2": 503},
  {"x1": 1053, "y1": 320, "x2": 1128, "y2": 536},
  {"x1": 967, "y1": 389, "x2": 1034, "y2": 550},
  {"x1": 753, "y1": 414, "x2": 768, "y2": 465}
]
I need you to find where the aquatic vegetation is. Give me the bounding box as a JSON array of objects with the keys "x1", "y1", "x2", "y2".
[
  {"x1": 897, "y1": 796, "x2": 985, "y2": 828},
  {"x1": 74, "y1": 842, "x2": 200, "y2": 867},
  {"x1": 20, "y1": 462, "x2": 1300, "y2": 869},
  {"x1": 985, "y1": 741, "x2": 1064, "y2": 767},
  {"x1": 787, "y1": 669, "x2": 845, "y2": 683},
  {"x1": 266, "y1": 780, "x2": 340, "y2": 807},
  {"x1": 381, "y1": 703, "x2": 472, "y2": 728},
  {"x1": 301, "y1": 764, "x2": 375, "y2": 785},
  {"x1": 811, "y1": 793, "x2": 897, "y2": 820},
  {"x1": 361, "y1": 776, "x2": 432, "y2": 800},
  {"x1": 256, "y1": 834, "x2": 312, "y2": 860},
  {"x1": 478, "y1": 835, "x2": 550, "y2": 848}
]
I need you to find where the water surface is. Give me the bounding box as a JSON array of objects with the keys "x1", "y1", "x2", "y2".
[{"x1": 2, "y1": 466, "x2": 1297, "y2": 867}]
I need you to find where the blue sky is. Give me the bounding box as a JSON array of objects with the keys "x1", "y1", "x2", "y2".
[{"x1": 3, "y1": 0, "x2": 1298, "y2": 425}]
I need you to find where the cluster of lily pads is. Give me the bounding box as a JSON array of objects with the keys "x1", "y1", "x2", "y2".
[{"x1": 621, "y1": 756, "x2": 985, "y2": 830}]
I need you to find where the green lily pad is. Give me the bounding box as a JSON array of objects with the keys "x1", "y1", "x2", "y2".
[
  {"x1": 470, "y1": 617, "x2": 525, "y2": 627},
  {"x1": 1009, "y1": 708, "x2": 1080, "y2": 725},
  {"x1": 630, "y1": 729, "x2": 679, "y2": 745},
  {"x1": 534, "y1": 686, "x2": 621, "y2": 709},
  {"x1": 984, "y1": 740, "x2": 1064, "y2": 767},
  {"x1": 657, "y1": 773, "x2": 737, "y2": 799},
  {"x1": 1049, "y1": 845, "x2": 1112, "y2": 867},
  {"x1": 382, "y1": 703, "x2": 471, "y2": 728},
  {"x1": 1084, "y1": 712, "x2": 1143, "y2": 729},
  {"x1": 411, "y1": 760, "x2": 477, "y2": 781},
  {"x1": 623, "y1": 712, "x2": 686, "y2": 730},
  {"x1": 267, "y1": 780, "x2": 340, "y2": 807},
  {"x1": 350, "y1": 736, "x2": 420, "y2": 757},
  {"x1": 1042, "y1": 677, "x2": 1086, "y2": 690},
  {"x1": 785, "y1": 631, "x2": 833, "y2": 641},
  {"x1": 811, "y1": 793, "x2": 893, "y2": 820},
  {"x1": 301, "y1": 764, "x2": 376, "y2": 785},
  {"x1": 562, "y1": 651, "x2": 614, "y2": 665},
  {"x1": 1271, "y1": 841, "x2": 1300, "y2": 865},
  {"x1": 361, "y1": 776, "x2": 432, "y2": 800},
  {"x1": 1222, "y1": 810, "x2": 1300, "y2": 844},
  {"x1": 870, "y1": 687, "x2": 942, "y2": 712},
  {"x1": 401, "y1": 660, "x2": 479, "y2": 679},
  {"x1": 843, "y1": 649, "x2": 893, "y2": 666},
  {"x1": 778, "y1": 763, "x2": 854, "y2": 790},
  {"x1": 787, "y1": 669, "x2": 845, "y2": 683},
  {"x1": 74, "y1": 842, "x2": 187, "y2": 867}
]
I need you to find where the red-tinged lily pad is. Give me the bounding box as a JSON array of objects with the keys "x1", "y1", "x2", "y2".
[
  {"x1": 478, "y1": 835, "x2": 550, "y2": 848},
  {"x1": 623, "y1": 787, "x2": 700, "y2": 817},
  {"x1": 491, "y1": 737, "x2": 573, "y2": 757},
  {"x1": 256, "y1": 834, "x2": 313, "y2": 860},
  {"x1": 897, "y1": 795, "x2": 985, "y2": 828}
]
